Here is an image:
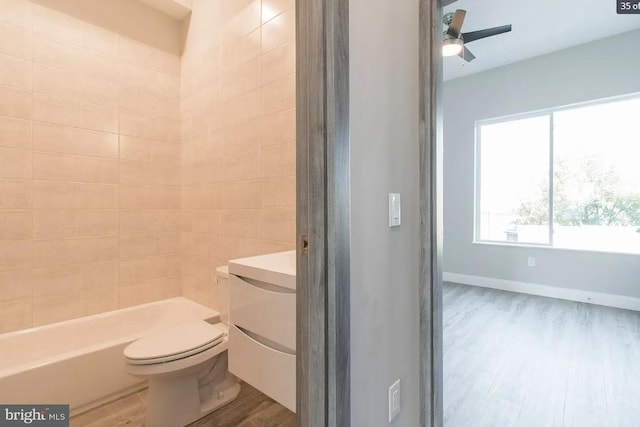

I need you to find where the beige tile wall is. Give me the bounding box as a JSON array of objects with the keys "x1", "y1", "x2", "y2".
[
  {"x1": 0, "y1": 0, "x2": 181, "y2": 333},
  {"x1": 0, "y1": 0, "x2": 296, "y2": 332},
  {"x1": 181, "y1": 0, "x2": 296, "y2": 307}
]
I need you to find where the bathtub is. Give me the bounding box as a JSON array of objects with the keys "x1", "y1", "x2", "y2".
[{"x1": 0, "y1": 297, "x2": 219, "y2": 415}]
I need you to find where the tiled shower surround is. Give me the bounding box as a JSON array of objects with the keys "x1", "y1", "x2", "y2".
[
  {"x1": 0, "y1": 0, "x2": 296, "y2": 333},
  {"x1": 180, "y1": 0, "x2": 296, "y2": 306}
]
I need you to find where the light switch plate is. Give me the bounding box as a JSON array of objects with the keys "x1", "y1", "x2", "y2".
[
  {"x1": 388, "y1": 379, "x2": 401, "y2": 422},
  {"x1": 389, "y1": 193, "x2": 401, "y2": 227}
]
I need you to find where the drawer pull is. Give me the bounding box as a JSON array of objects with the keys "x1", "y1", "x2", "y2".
[
  {"x1": 235, "y1": 276, "x2": 295, "y2": 294},
  {"x1": 234, "y1": 325, "x2": 295, "y2": 355}
]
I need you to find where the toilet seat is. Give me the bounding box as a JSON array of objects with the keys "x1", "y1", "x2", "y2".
[{"x1": 125, "y1": 321, "x2": 225, "y2": 365}]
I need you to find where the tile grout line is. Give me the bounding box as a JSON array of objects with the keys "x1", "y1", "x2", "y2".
[
  {"x1": 29, "y1": 0, "x2": 34, "y2": 329},
  {"x1": 117, "y1": 32, "x2": 121, "y2": 310}
]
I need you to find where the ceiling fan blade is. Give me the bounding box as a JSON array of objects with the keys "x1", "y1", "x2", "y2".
[
  {"x1": 447, "y1": 9, "x2": 466, "y2": 37},
  {"x1": 458, "y1": 46, "x2": 476, "y2": 62},
  {"x1": 462, "y1": 25, "x2": 512, "y2": 43},
  {"x1": 441, "y1": 0, "x2": 458, "y2": 7}
]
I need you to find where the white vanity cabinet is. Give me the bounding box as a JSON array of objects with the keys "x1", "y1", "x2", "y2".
[{"x1": 228, "y1": 251, "x2": 296, "y2": 412}]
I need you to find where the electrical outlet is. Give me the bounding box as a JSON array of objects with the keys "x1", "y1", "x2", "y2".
[
  {"x1": 527, "y1": 256, "x2": 536, "y2": 267},
  {"x1": 388, "y1": 379, "x2": 401, "y2": 422}
]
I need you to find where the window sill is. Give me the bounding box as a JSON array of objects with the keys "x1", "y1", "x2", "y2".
[{"x1": 472, "y1": 240, "x2": 640, "y2": 257}]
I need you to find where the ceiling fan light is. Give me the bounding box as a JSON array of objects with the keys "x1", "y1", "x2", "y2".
[{"x1": 442, "y1": 37, "x2": 463, "y2": 56}]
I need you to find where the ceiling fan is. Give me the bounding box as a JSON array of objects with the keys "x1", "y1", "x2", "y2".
[{"x1": 442, "y1": 8, "x2": 512, "y2": 62}]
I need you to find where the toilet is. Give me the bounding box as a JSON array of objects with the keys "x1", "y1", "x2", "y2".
[{"x1": 123, "y1": 266, "x2": 240, "y2": 427}]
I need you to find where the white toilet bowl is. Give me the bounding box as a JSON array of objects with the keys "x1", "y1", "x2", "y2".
[{"x1": 123, "y1": 267, "x2": 240, "y2": 427}]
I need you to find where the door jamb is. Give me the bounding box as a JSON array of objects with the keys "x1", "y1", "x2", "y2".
[
  {"x1": 296, "y1": 0, "x2": 350, "y2": 425},
  {"x1": 296, "y1": 0, "x2": 442, "y2": 425},
  {"x1": 418, "y1": 0, "x2": 444, "y2": 425}
]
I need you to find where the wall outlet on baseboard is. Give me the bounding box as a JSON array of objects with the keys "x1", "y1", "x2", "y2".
[{"x1": 527, "y1": 256, "x2": 536, "y2": 267}]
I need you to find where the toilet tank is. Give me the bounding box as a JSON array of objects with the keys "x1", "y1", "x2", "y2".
[{"x1": 215, "y1": 266, "x2": 230, "y2": 326}]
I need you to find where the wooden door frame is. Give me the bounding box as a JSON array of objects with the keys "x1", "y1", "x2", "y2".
[
  {"x1": 296, "y1": 0, "x2": 350, "y2": 425},
  {"x1": 296, "y1": 0, "x2": 442, "y2": 425},
  {"x1": 419, "y1": 0, "x2": 444, "y2": 425}
]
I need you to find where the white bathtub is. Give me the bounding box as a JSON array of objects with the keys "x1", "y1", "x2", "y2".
[{"x1": 0, "y1": 297, "x2": 219, "y2": 415}]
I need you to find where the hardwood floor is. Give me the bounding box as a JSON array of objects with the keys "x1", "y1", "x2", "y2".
[
  {"x1": 444, "y1": 282, "x2": 640, "y2": 427},
  {"x1": 70, "y1": 383, "x2": 294, "y2": 427}
]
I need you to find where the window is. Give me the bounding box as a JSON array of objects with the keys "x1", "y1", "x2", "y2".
[{"x1": 475, "y1": 94, "x2": 640, "y2": 254}]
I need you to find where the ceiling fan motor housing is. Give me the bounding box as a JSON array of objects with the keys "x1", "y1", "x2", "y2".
[
  {"x1": 442, "y1": 9, "x2": 512, "y2": 62},
  {"x1": 443, "y1": 12, "x2": 455, "y2": 25}
]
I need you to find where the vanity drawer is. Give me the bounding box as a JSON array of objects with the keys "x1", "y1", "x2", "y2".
[
  {"x1": 229, "y1": 275, "x2": 296, "y2": 351},
  {"x1": 228, "y1": 325, "x2": 296, "y2": 412}
]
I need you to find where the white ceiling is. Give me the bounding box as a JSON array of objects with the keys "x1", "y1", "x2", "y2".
[{"x1": 443, "y1": 0, "x2": 640, "y2": 81}]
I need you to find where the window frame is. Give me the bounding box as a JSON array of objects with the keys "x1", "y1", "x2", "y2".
[
  {"x1": 474, "y1": 110, "x2": 553, "y2": 247},
  {"x1": 473, "y1": 91, "x2": 640, "y2": 254}
]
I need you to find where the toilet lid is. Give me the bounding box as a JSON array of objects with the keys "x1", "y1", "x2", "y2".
[{"x1": 124, "y1": 321, "x2": 225, "y2": 365}]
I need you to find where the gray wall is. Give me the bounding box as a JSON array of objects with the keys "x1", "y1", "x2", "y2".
[
  {"x1": 349, "y1": 0, "x2": 421, "y2": 425},
  {"x1": 444, "y1": 29, "x2": 640, "y2": 298}
]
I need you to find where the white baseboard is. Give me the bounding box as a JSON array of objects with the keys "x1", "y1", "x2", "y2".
[{"x1": 443, "y1": 272, "x2": 640, "y2": 312}]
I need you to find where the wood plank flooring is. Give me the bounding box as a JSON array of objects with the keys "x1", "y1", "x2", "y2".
[
  {"x1": 72, "y1": 283, "x2": 640, "y2": 426},
  {"x1": 70, "y1": 389, "x2": 146, "y2": 427},
  {"x1": 189, "y1": 385, "x2": 294, "y2": 427},
  {"x1": 70, "y1": 383, "x2": 294, "y2": 427},
  {"x1": 444, "y1": 282, "x2": 640, "y2": 427}
]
